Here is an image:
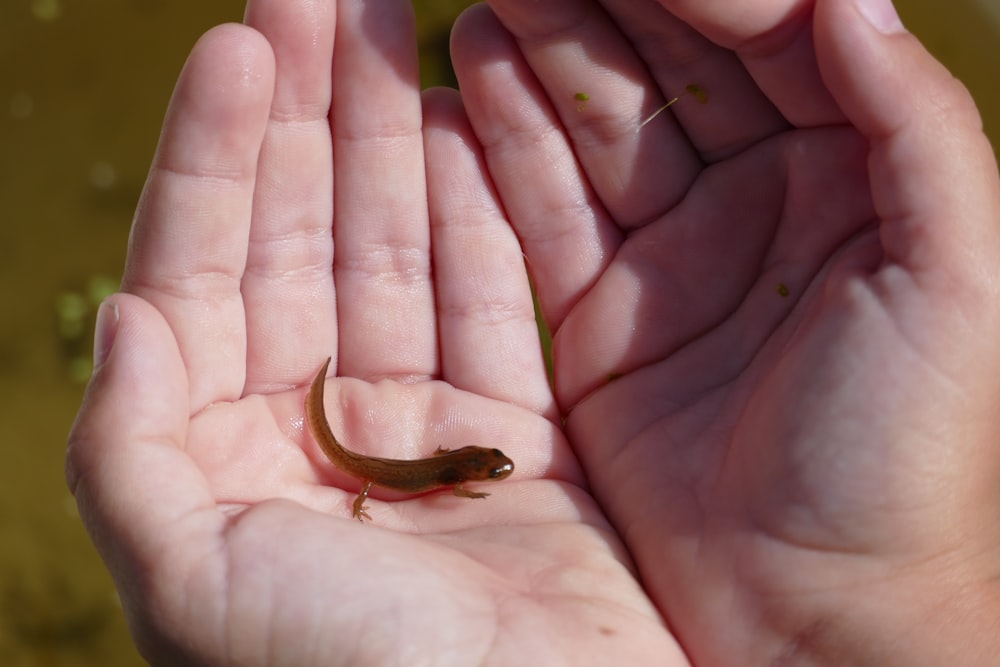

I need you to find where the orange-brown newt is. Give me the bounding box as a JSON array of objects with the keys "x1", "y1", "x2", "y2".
[{"x1": 306, "y1": 357, "x2": 515, "y2": 521}]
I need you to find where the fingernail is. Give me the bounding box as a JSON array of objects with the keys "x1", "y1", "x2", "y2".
[
  {"x1": 93, "y1": 300, "x2": 119, "y2": 368},
  {"x1": 855, "y1": 0, "x2": 905, "y2": 35}
]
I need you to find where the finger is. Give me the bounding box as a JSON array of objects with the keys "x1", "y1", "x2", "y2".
[
  {"x1": 595, "y1": 0, "x2": 788, "y2": 160},
  {"x1": 331, "y1": 0, "x2": 437, "y2": 382},
  {"x1": 422, "y1": 88, "x2": 557, "y2": 420},
  {"x1": 472, "y1": 0, "x2": 704, "y2": 227},
  {"x1": 241, "y1": 0, "x2": 339, "y2": 391},
  {"x1": 815, "y1": 0, "x2": 1000, "y2": 286},
  {"x1": 123, "y1": 24, "x2": 275, "y2": 410},
  {"x1": 452, "y1": 5, "x2": 623, "y2": 329},
  {"x1": 659, "y1": 0, "x2": 845, "y2": 127},
  {"x1": 66, "y1": 294, "x2": 225, "y2": 636}
]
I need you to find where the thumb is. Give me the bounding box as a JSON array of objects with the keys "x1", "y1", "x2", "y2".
[
  {"x1": 66, "y1": 293, "x2": 219, "y2": 597},
  {"x1": 814, "y1": 0, "x2": 1000, "y2": 508},
  {"x1": 815, "y1": 0, "x2": 1000, "y2": 278}
]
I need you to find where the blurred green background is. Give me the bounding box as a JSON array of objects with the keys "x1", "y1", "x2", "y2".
[{"x1": 0, "y1": 0, "x2": 996, "y2": 664}]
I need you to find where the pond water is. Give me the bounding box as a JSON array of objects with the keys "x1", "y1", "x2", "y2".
[{"x1": 0, "y1": 0, "x2": 995, "y2": 663}]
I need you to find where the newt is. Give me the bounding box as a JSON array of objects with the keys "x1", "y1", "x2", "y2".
[{"x1": 306, "y1": 357, "x2": 515, "y2": 521}]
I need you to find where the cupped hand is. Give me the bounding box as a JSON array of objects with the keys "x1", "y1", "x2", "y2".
[
  {"x1": 66, "y1": 0, "x2": 685, "y2": 664},
  {"x1": 452, "y1": 0, "x2": 1000, "y2": 662}
]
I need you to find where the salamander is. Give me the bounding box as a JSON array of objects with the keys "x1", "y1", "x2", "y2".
[{"x1": 305, "y1": 357, "x2": 515, "y2": 521}]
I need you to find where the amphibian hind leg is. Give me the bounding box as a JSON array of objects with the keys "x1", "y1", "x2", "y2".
[{"x1": 352, "y1": 481, "x2": 373, "y2": 522}]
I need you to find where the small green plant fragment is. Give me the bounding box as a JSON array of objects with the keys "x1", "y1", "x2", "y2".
[
  {"x1": 776, "y1": 283, "x2": 790, "y2": 298},
  {"x1": 55, "y1": 272, "x2": 119, "y2": 383},
  {"x1": 574, "y1": 91, "x2": 590, "y2": 111},
  {"x1": 685, "y1": 83, "x2": 708, "y2": 103},
  {"x1": 637, "y1": 83, "x2": 707, "y2": 131}
]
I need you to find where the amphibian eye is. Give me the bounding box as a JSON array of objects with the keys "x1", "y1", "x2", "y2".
[{"x1": 489, "y1": 461, "x2": 514, "y2": 479}]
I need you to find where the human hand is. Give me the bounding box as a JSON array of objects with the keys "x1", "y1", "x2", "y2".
[
  {"x1": 66, "y1": 0, "x2": 686, "y2": 664},
  {"x1": 451, "y1": 0, "x2": 1000, "y2": 663}
]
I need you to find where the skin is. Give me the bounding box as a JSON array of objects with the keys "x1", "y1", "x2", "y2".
[
  {"x1": 306, "y1": 357, "x2": 514, "y2": 520},
  {"x1": 66, "y1": 0, "x2": 1000, "y2": 665}
]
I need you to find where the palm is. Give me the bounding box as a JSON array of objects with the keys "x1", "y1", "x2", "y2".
[
  {"x1": 169, "y1": 359, "x2": 674, "y2": 663},
  {"x1": 180, "y1": 394, "x2": 664, "y2": 662}
]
